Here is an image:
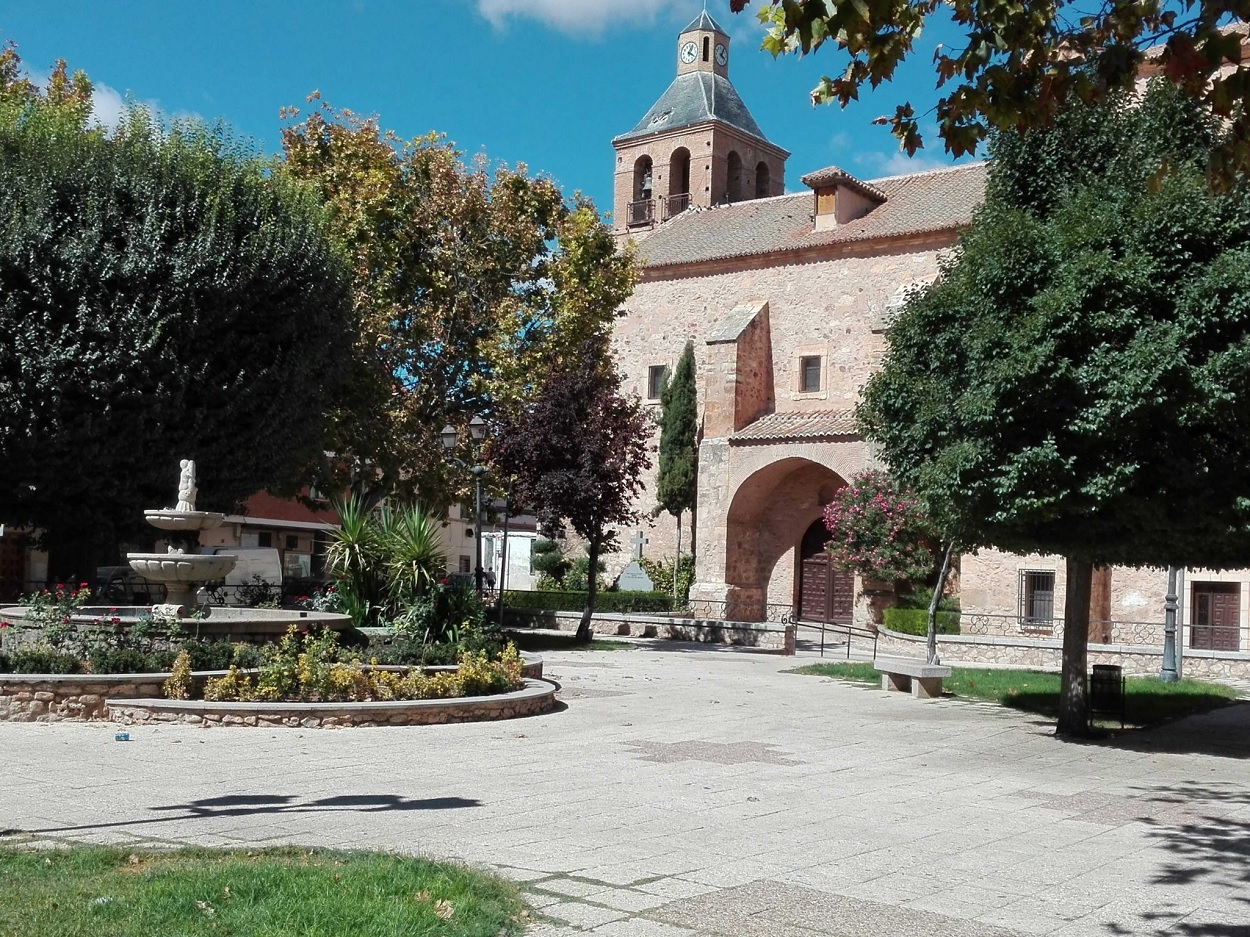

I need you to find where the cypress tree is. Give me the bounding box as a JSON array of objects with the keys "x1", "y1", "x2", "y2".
[{"x1": 655, "y1": 341, "x2": 698, "y2": 597}]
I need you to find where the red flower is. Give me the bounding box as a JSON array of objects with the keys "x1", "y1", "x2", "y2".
[
  {"x1": 0, "y1": 621, "x2": 10, "y2": 629},
  {"x1": 78, "y1": 582, "x2": 89, "y2": 589}
]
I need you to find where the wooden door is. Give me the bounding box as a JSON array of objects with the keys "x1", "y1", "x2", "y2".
[
  {"x1": 798, "y1": 520, "x2": 854, "y2": 624},
  {"x1": 1191, "y1": 584, "x2": 1241, "y2": 652}
]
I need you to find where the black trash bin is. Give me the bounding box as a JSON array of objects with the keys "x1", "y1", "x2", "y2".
[{"x1": 1089, "y1": 664, "x2": 1125, "y2": 728}]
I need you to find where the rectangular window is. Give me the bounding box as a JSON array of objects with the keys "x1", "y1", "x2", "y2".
[
  {"x1": 647, "y1": 364, "x2": 668, "y2": 400},
  {"x1": 1019, "y1": 570, "x2": 1056, "y2": 629},
  {"x1": 458, "y1": 555, "x2": 471, "y2": 574},
  {"x1": 257, "y1": 531, "x2": 273, "y2": 549},
  {"x1": 800, "y1": 355, "x2": 822, "y2": 393}
]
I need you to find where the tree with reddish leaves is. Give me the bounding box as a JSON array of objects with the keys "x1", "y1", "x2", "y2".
[{"x1": 491, "y1": 343, "x2": 651, "y2": 642}]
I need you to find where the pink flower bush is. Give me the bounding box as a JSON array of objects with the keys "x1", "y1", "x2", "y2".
[{"x1": 822, "y1": 470, "x2": 935, "y2": 583}]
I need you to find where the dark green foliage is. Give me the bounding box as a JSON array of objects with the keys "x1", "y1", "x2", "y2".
[
  {"x1": 368, "y1": 618, "x2": 505, "y2": 666},
  {"x1": 881, "y1": 608, "x2": 961, "y2": 636},
  {"x1": 0, "y1": 101, "x2": 353, "y2": 559},
  {"x1": 859, "y1": 82, "x2": 1250, "y2": 569},
  {"x1": 637, "y1": 555, "x2": 695, "y2": 602},
  {"x1": 86, "y1": 648, "x2": 177, "y2": 675},
  {"x1": 895, "y1": 585, "x2": 959, "y2": 612},
  {"x1": 504, "y1": 590, "x2": 675, "y2": 614},
  {"x1": 858, "y1": 82, "x2": 1250, "y2": 734},
  {"x1": 4, "y1": 646, "x2": 81, "y2": 674},
  {"x1": 655, "y1": 341, "x2": 698, "y2": 521},
  {"x1": 564, "y1": 555, "x2": 607, "y2": 593},
  {"x1": 178, "y1": 640, "x2": 264, "y2": 672},
  {"x1": 529, "y1": 538, "x2": 570, "y2": 586}
]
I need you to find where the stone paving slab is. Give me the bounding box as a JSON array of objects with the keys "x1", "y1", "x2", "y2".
[{"x1": 1, "y1": 644, "x2": 1249, "y2": 936}]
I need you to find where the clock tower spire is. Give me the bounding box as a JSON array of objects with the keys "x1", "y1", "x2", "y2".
[{"x1": 610, "y1": 10, "x2": 789, "y2": 235}]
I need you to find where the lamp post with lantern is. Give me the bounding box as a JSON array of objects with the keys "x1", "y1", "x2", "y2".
[{"x1": 440, "y1": 416, "x2": 489, "y2": 596}]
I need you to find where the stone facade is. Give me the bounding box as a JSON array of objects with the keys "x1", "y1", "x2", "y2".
[
  {"x1": 0, "y1": 674, "x2": 166, "y2": 722},
  {"x1": 961, "y1": 547, "x2": 1250, "y2": 665},
  {"x1": 609, "y1": 239, "x2": 955, "y2": 616}
]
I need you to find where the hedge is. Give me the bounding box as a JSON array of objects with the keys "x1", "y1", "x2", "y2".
[
  {"x1": 882, "y1": 607, "x2": 961, "y2": 635},
  {"x1": 504, "y1": 590, "x2": 675, "y2": 614}
]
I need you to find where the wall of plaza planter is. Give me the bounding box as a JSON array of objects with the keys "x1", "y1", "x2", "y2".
[
  {"x1": 507, "y1": 608, "x2": 794, "y2": 651},
  {"x1": 0, "y1": 655, "x2": 546, "y2": 724},
  {"x1": 108, "y1": 678, "x2": 557, "y2": 728},
  {"x1": 875, "y1": 627, "x2": 1250, "y2": 680}
]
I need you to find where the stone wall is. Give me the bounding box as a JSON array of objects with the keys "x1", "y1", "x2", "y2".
[
  {"x1": 507, "y1": 609, "x2": 792, "y2": 650},
  {"x1": 0, "y1": 674, "x2": 166, "y2": 722},
  {"x1": 875, "y1": 627, "x2": 1250, "y2": 680}
]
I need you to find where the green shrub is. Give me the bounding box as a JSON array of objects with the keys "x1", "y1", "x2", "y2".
[
  {"x1": 178, "y1": 640, "x2": 263, "y2": 672},
  {"x1": 637, "y1": 555, "x2": 695, "y2": 602},
  {"x1": 87, "y1": 648, "x2": 177, "y2": 674},
  {"x1": 882, "y1": 607, "x2": 960, "y2": 635},
  {"x1": 504, "y1": 590, "x2": 675, "y2": 614},
  {"x1": 894, "y1": 586, "x2": 960, "y2": 611},
  {"x1": 5, "y1": 645, "x2": 82, "y2": 674}
]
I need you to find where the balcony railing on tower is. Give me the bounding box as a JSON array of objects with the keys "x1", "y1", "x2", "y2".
[
  {"x1": 664, "y1": 192, "x2": 691, "y2": 219},
  {"x1": 627, "y1": 198, "x2": 655, "y2": 227}
]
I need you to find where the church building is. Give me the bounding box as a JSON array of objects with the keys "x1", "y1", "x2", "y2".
[
  {"x1": 609, "y1": 10, "x2": 984, "y2": 624},
  {"x1": 607, "y1": 13, "x2": 1250, "y2": 678}
]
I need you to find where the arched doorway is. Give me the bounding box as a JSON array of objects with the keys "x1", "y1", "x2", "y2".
[
  {"x1": 798, "y1": 519, "x2": 854, "y2": 623},
  {"x1": 667, "y1": 147, "x2": 691, "y2": 218}
]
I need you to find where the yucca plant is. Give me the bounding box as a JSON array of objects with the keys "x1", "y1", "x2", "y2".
[
  {"x1": 325, "y1": 495, "x2": 388, "y2": 626},
  {"x1": 379, "y1": 503, "x2": 446, "y2": 612}
]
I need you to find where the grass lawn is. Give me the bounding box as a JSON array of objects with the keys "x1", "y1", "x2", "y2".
[
  {"x1": 789, "y1": 662, "x2": 1237, "y2": 728},
  {"x1": 506, "y1": 631, "x2": 634, "y2": 652},
  {"x1": 0, "y1": 846, "x2": 525, "y2": 937}
]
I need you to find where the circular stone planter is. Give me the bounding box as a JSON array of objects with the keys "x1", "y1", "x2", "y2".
[
  {"x1": 108, "y1": 678, "x2": 558, "y2": 728},
  {"x1": 0, "y1": 654, "x2": 545, "y2": 724}
]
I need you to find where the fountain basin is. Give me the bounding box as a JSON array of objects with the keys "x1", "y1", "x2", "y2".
[
  {"x1": 143, "y1": 510, "x2": 226, "y2": 532},
  {"x1": 128, "y1": 553, "x2": 237, "y2": 584},
  {"x1": 0, "y1": 605, "x2": 354, "y2": 640}
]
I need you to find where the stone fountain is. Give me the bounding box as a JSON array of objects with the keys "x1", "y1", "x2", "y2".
[{"x1": 127, "y1": 460, "x2": 237, "y2": 611}]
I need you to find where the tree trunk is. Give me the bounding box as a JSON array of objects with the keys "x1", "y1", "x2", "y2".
[
  {"x1": 673, "y1": 513, "x2": 682, "y2": 601},
  {"x1": 577, "y1": 535, "x2": 599, "y2": 643},
  {"x1": 1057, "y1": 555, "x2": 1094, "y2": 737},
  {"x1": 926, "y1": 541, "x2": 956, "y2": 665}
]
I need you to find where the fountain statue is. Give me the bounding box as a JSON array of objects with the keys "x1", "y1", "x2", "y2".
[{"x1": 126, "y1": 460, "x2": 237, "y2": 612}]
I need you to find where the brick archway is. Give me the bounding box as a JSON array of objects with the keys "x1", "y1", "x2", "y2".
[{"x1": 722, "y1": 457, "x2": 848, "y2": 620}]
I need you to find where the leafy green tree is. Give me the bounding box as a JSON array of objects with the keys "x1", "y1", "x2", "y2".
[
  {"x1": 0, "y1": 46, "x2": 352, "y2": 580},
  {"x1": 654, "y1": 341, "x2": 698, "y2": 598},
  {"x1": 491, "y1": 341, "x2": 652, "y2": 642},
  {"x1": 732, "y1": 0, "x2": 1250, "y2": 175},
  {"x1": 858, "y1": 82, "x2": 1250, "y2": 735},
  {"x1": 529, "y1": 537, "x2": 571, "y2": 589},
  {"x1": 279, "y1": 97, "x2": 638, "y2": 511}
]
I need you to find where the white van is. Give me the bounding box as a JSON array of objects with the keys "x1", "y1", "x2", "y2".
[{"x1": 206, "y1": 547, "x2": 283, "y2": 605}]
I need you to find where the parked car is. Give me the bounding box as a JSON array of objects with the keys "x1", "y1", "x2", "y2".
[{"x1": 96, "y1": 566, "x2": 167, "y2": 605}]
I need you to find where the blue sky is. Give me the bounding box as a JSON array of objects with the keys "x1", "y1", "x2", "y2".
[{"x1": 3, "y1": 0, "x2": 976, "y2": 214}]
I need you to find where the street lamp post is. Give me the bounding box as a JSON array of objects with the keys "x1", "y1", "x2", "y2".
[
  {"x1": 1161, "y1": 564, "x2": 1179, "y2": 683},
  {"x1": 440, "y1": 416, "x2": 489, "y2": 597}
]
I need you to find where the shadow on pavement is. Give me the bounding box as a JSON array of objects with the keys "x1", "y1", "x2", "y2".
[
  {"x1": 2, "y1": 792, "x2": 479, "y2": 837},
  {"x1": 1073, "y1": 701, "x2": 1250, "y2": 759}
]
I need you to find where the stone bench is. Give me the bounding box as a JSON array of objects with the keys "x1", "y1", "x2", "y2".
[{"x1": 877, "y1": 658, "x2": 952, "y2": 699}]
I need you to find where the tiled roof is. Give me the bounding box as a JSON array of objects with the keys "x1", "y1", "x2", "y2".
[
  {"x1": 639, "y1": 161, "x2": 987, "y2": 269},
  {"x1": 799, "y1": 165, "x2": 887, "y2": 201},
  {"x1": 612, "y1": 72, "x2": 773, "y2": 146},
  {"x1": 731, "y1": 409, "x2": 859, "y2": 443},
  {"x1": 682, "y1": 10, "x2": 726, "y2": 33}
]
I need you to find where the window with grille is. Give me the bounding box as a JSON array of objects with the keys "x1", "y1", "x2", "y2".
[
  {"x1": 800, "y1": 356, "x2": 822, "y2": 393},
  {"x1": 458, "y1": 555, "x2": 471, "y2": 574},
  {"x1": 1019, "y1": 570, "x2": 1056, "y2": 629},
  {"x1": 647, "y1": 365, "x2": 668, "y2": 400}
]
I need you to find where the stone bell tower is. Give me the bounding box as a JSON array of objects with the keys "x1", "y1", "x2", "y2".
[{"x1": 611, "y1": 11, "x2": 789, "y2": 235}]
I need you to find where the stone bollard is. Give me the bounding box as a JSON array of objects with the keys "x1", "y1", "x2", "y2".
[{"x1": 783, "y1": 624, "x2": 796, "y2": 656}]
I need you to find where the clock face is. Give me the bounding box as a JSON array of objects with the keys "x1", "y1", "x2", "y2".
[
  {"x1": 715, "y1": 43, "x2": 727, "y2": 66},
  {"x1": 680, "y1": 41, "x2": 697, "y2": 64}
]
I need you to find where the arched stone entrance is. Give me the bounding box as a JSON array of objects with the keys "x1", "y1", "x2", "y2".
[
  {"x1": 717, "y1": 457, "x2": 848, "y2": 620},
  {"x1": 798, "y1": 519, "x2": 855, "y2": 623}
]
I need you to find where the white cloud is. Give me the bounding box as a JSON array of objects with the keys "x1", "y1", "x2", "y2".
[
  {"x1": 477, "y1": 0, "x2": 672, "y2": 34},
  {"x1": 857, "y1": 149, "x2": 960, "y2": 177},
  {"x1": 88, "y1": 80, "x2": 130, "y2": 131}
]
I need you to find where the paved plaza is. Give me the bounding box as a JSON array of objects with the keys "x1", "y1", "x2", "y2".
[{"x1": 2, "y1": 643, "x2": 1249, "y2": 936}]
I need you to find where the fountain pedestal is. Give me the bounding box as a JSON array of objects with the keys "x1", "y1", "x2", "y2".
[{"x1": 126, "y1": 461, "x2": 237, "y2": 609}]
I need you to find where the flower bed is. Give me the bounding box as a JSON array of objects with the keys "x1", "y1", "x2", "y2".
[{"x1": 108, "y1": 678, "x2": 557, "y2": 728}]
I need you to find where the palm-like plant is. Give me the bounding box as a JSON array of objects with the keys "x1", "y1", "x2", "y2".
[
  {"x1": 379, "y1": 503, "x2": 446, "y2": 611},
  {"x1": 324, "y1": 495, "x2": 388, "y2": 626}
]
